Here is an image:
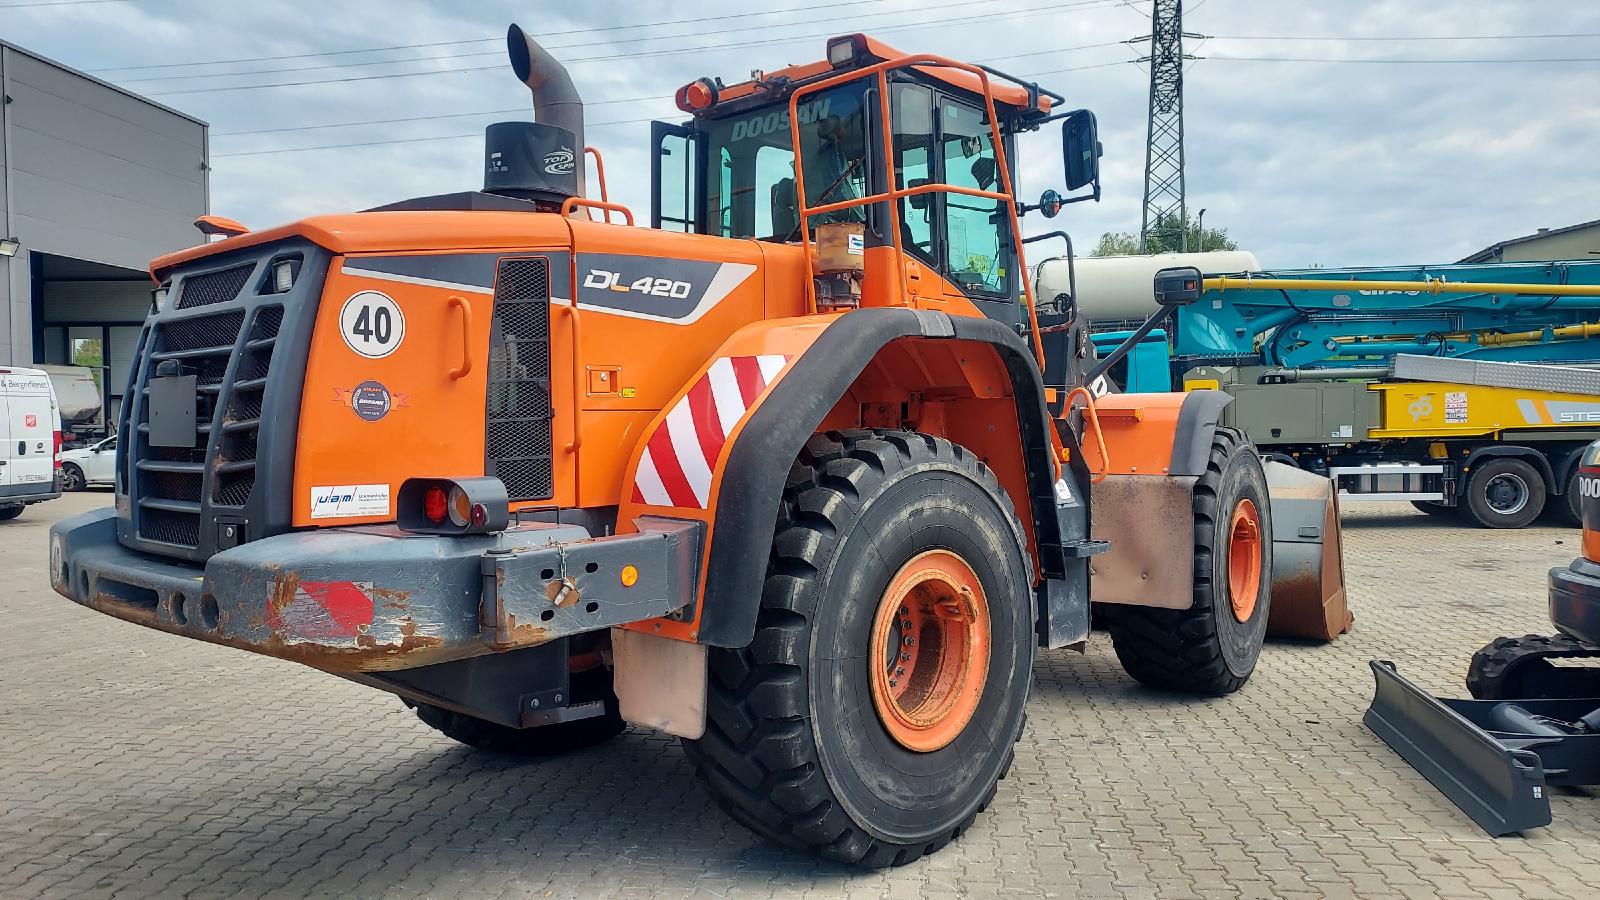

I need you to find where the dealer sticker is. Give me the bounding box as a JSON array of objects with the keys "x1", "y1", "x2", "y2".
[
  {"x1": 349, "y1": 381, "x2": 393, "y2": 422},
  {"x1": 310, "y1": 483, "x2": 391, "y2": 519}
]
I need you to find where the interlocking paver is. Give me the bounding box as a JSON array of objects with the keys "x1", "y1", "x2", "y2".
[{"x1": 4, "y1": 492, "x2": 1600, "y2": 897}]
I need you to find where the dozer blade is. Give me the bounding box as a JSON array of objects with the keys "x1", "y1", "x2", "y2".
[{"x1": 1364, "y1": 660, "x2": 1552, "y2": 836}]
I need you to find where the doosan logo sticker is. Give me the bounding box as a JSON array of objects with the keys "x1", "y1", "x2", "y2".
[
  {"x1": 543, "y1": 148, "x2": 576, "y2": 175},
  {"x1": 310, "y1": 484, "x2": 391, "y2": 519},
  {"x1": 349, "y1": 381, "x2": 393, "y2": 421}
]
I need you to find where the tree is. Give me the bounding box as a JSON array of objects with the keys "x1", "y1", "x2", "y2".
[{"x1": 1091, "y1": 211, "x2": 1238, "y2": 256}]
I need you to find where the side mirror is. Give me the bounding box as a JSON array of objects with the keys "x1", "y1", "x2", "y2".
[
  {"x1": 1061, "y1": 110, "x2": 1102, "y2": 192},
  {"x1": 1153, "y1": 266, "x2": 1203, "y2": 306},
  {"x1": 1037, "y1": 189, "x2": 1062, "y2": 218}
]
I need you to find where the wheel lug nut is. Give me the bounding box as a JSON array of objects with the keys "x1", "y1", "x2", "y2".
[
  {"x1": 900, "y1": 652, "x2": 910, "y2": 661},
  {"x1": 895, "y1": 667, "x2": 904, "y2": 675},
  {"x1": 889, "y1": 679, "x2": 897, "y2": 688},
  {"x1": 903, "y1": 637, "x2": 915, "y2": 646}
]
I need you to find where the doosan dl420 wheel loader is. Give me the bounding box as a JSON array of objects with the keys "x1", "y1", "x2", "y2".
[{"x1": 48, "y1": 26, "x2": 1344, "y2": 866}]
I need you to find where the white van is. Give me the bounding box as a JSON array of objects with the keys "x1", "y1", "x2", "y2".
[{"x1": 0, "y1": 367, "x2": 62, "y2": 520}]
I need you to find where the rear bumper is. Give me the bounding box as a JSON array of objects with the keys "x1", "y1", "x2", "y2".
[
  {"x1": 1549, "y1": 557, "x2": 1600, "y2": 646},
  {"x1": 50, "y1": 507, "x2": 701, "y2": 672},
  {"x1": 1, "y1": 480, "x2": 60, "y2": 504}
]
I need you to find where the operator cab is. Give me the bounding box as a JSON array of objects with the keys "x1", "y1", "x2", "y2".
[{"x1": 650, "y1": 34, "x2": 1101, "y2": 327}]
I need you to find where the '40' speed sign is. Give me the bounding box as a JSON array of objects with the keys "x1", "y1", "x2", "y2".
[{"x1": 339, "y1": 291, "x2": 406, "y2": 359}]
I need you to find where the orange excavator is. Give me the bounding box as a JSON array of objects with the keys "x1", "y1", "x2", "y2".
[{"x1": 48, "y1": 25, "x2": 1340, "y2": 865}]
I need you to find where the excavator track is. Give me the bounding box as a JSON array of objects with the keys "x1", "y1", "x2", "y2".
[{"x1": 1467, "y1": 633, "x2": 1600, "y2": 701}]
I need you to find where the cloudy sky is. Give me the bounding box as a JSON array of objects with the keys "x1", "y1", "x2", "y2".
[{"x1": 5, "y1": 0, "x2": 1597, "y2": 268}]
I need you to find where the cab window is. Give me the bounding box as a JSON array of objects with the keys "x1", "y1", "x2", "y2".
[
  {"x1": 940, "y1": 99, "x2": 1008, "y2": 295},
  {"x1": 889, "y1": 81, "x2": 1012, "y2": 298},
  {"x1": 701, "y1": 80, "x2": 873, "y2": 240}
]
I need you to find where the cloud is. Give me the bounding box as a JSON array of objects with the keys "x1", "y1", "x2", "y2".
[{"x1": 6, "y1": 0, "x2": 1597, "y2": 268}]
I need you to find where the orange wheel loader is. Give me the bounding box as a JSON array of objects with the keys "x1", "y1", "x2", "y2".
[{"x1": 48, "y1": 25, "x2": 1325, "y2": 867}]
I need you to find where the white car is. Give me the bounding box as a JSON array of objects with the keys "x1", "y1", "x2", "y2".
[{"x1": 60, "y1": 434, "x2": 117, "y2": 491}]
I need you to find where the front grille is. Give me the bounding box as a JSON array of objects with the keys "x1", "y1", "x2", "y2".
[
  {"x1": 176, "y1": 264, "x2": 253, "y2": 310},
  {"x1": 135, "y1": 307, "x2": 246, "y2": 546},
  {"x1": 120, "y1": 243, "x2": 324, "y2": 561},
  {"x1": 487, "y1": 258, "x2": 555, "y2": 501}
]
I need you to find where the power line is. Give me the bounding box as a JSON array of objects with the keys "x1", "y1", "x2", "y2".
[
  {"x1": 1207, "y1": 31, "x2": 1600, "y2": 42},
  {"x1": 0, "y1": 0, "x2": 130, "y2": 8},
  {"x1": 1205, "y1": 54, "x2": 1600, "y2": 64},
  {"x1": 118, "y1": 0, "x2": 1033, "y2": 84},
  {"x1": 96, "y1": 0, "x2": 1127, "y2": 74},
  {"x1": 142, "y1": 2, "x2": 1099, "y2": 97},
  {"x1": 210, "y1": 38, "x2": 1129, "y2": 139},
  {"x1": 212, "y1": 59, "x2": 1137, "y2": 158},
  {"x1": 90, "y1": 0, "x2": 905, "y2": 73}
]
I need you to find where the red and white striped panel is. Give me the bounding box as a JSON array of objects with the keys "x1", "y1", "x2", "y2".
[{"x1": 633, "y1": 354, "x2": 789, "y2": 509}]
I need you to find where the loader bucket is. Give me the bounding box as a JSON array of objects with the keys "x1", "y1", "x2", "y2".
[
  {"x1": 1262, "y1": 462, "x2": 1351, "y2": 640},
  {"x1": 1364, "y1": 660, "x2": 1552, "y2": 836}
]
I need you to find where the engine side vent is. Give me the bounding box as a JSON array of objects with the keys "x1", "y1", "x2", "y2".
[{"x1": 486, "y1": 258, "x2": 554, "y2": 501}]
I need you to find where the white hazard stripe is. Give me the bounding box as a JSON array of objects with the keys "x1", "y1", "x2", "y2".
[
  {"x1": 634, "y1": 448, "x2": 674, "y2": 507},
  {"x1": 665, "y1": 399, "x2": 713, "y2": 507},
  {"x1": 631, "y1": 353, "x2": 792, "y2": 509}
]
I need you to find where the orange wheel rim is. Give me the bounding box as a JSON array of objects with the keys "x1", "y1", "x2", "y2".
[
  {"x1": 868, "y1": 550, "x2": 991, "y2": 753},
  {"x1": 1227, "y1": 498, "x2": 1262, "y2": 623}
]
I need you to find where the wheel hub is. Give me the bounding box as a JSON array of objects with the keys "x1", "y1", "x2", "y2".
[
  {"x1": 1227, "y1": 499, "x2": 1262, "y2": 623},
  {"x1": 1485, "y1": 473, "x2": 1529, "y2": 515},
  {"x1": 868, "y1": 550, "x2": 990, "y2": 752}
]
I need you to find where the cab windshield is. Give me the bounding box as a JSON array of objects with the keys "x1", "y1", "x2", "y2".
[{"x1": 701, "y1": 81, "x2": 873, "y2": 241}]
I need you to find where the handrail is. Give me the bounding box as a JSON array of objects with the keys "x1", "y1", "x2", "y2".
[
  {"x1": 560, "y1": 196, "x2": 634, "y2": 226},
  {"x1": 785, "y1": 53, "x2": 1046, "y2": 372},
  {"x1": 585, "y1": 146, "x2": 610, "y2": 206},
  {"x1": 1065, "y1": 386, "x2": 1108, "y2": 484},
  {"x1": 446, "y1": 296, "x2": 473, "y2": 380},
  {"x1": 562, "y1": 304, "x2": 583, "y2": 452}
]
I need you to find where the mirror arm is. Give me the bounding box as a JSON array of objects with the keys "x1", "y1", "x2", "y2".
[
  {"x1": 1060, "y1": 182, "x2": 1100, "y2": 205},
  {"x1": 1084, "y1": 305, "x2": 1177, "y2": 385}
]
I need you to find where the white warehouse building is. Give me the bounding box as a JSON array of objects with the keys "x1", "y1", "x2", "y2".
[{"x1": 0, "y1": 38, "x2": 208, "y2": 429}]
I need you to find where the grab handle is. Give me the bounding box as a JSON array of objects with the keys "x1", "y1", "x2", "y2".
[
  {"x1": 447, "y1": 296, "x2": 473, "y2": 380},
  {"x1": 1065, "y1": 386, "x2": 1109, "y2": 483}
]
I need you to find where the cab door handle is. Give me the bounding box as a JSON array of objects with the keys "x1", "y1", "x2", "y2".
[{"x1": 447, "y1": 296, "x2": 474, "y2": 380}]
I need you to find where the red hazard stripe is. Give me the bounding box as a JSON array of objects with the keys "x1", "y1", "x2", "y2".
[
  {"x1": 647, "y1": 426, "x2": 698, "y2": 508},
  {"x1": 732, "y1": 355, "x2": 767, "y2": 406},
  {"x1": 686, "y1": 376, "x2": 726, "y2": 472}
]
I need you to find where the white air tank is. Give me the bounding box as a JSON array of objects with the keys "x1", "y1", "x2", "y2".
[{"x1": 1033, "y1": 250, "x2": 1262, "y2": 323}]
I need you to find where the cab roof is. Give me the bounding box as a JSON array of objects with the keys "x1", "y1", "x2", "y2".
[{"x1": 687, "y1": 33, "x2": 1054, "y2": 117}]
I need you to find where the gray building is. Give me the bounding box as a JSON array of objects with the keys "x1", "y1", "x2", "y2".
[
  {"x1": 1460, "y1": 218, "x2": 1600, "y2": 263},
  {"x1": 1, "y1": 38, "x2": 208, "y2": 428}
]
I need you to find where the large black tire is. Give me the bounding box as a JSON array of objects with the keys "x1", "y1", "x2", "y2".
[
  {"x1": 1103, "y1": 427, "x2": 1272, "y2": 695},
  {"x1": 411, "y1": 668, "x2": 625, "y2": 756},
  {"x1": 60, "y1": 463, "x2": 86, "y2": 492},
  {"x1": 685, "y1": 430, "x2": 1035, "y2": 868},
  {"x1": 1410, "y1": 499, "x2": 1456, "y2": 518},
  {"x1": 0, "y1": 504, "x2": 22, "y2": 521},
  {"x1": 1467, "y1": 634, "x2": 1600, "y2": 700},
  {"x1": 1460, "y1": 457, "x2": 1545, "y2": 529},
  {"x1": 1547, "y1": 467, "x2": 1583, "y2": 528}
]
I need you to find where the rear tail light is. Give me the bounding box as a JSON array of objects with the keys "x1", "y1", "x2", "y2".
[
  {"x1": 53, "y1": 429, "x2": 62, "y2": 468},
  {"x1": 423, "y1": 486, "x2": 448, "y2": 525},
  {"x1": 399, "y1": 477, "x2": 510, "y2": 535}
]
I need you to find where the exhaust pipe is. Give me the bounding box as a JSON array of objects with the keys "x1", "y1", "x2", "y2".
[{"x1": 507, "y1": 23, "x2": 585, "y2": 198}]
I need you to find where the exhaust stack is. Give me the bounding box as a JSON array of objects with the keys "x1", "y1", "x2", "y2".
[{"x1": 503, "y1": 23, "x2": 585, "y2": 199}]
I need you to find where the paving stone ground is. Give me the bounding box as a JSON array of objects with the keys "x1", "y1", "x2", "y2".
[{"x1": 3, "y1": 492, "x2": 1598, "y2": 898}]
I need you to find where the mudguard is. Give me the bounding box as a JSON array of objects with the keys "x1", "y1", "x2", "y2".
[{"x1": 617, "y1": 307, "x2": 1069, "y2": 648}]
